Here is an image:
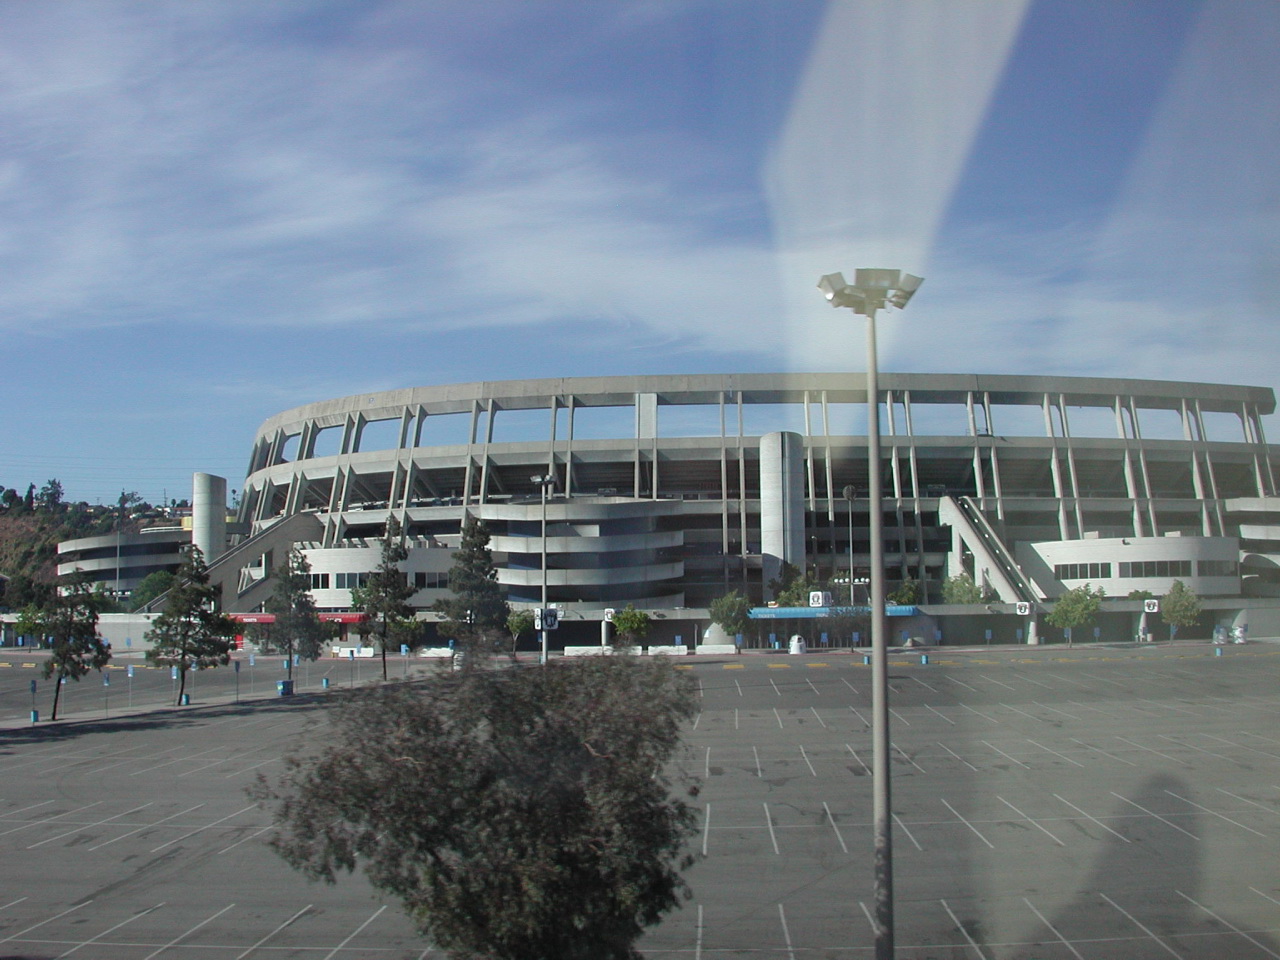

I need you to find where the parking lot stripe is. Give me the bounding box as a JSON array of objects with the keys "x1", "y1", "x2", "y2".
[
  {"x1": 1021, "y1": 897, "x2": 1086, "y2": 960},
  {"x1": 1033, "y1": 701, "x2": 1081, "y2": 721},
  {"x1": 769, "y1": 679, "x2": 783, "y2": 697},
  {"x1": 701, "y1": 804, "x2": 711, "y2": 856},
  {"x1": 938, "y1": 742, "x2": 978, "y2": 772},
  {"x1": 893, "y1": 813, "x2": 923, "y2": 851},
  {"x1": 762, "y1": 803, "x2": 779, "y2": 854},
  {"x1": 143, "y1": 903, "x2": 236, "y2": 960},
  {"x1": 822, "y1": 802, "x2": 848, "y2": 853},
  {"x1": 910, "y1": 675, "x2": 938, "y2": 692},
  {"x1": 941, "y1": 798, "x2": 994, "y2": 849},
  {"x1": 845, "y1": 744, "x2": 870, "y2": 776},
  {"x1": 772, "y1": 708, "x2": 784, "y2": 728},
  {"x1": 0, "y1": 897, "x2": 26, "y2": 914},
  {"x1": 703, "y1": 747, "x2": 711, "y2": 778},
  {"x1": 1026, "y1": 738, "x2": 1085, "y2": 768},
  {"x1": 1156, "y1": 734, "x2": 1245, "y2": 767},
  {"x1": 961, "y1": 704, "x2": 999, "y2": 724},
  {"x1": 889, "y1": 707, "x2": 911, "y2": 726},
  {"x1": 777, "y1": 903, "x2": 796, "y2": 960},
  {"x1": 849, "y1": 705, "x2": 870, "y2": 728},
  {"x1": 88, "y1": 803, "x2": 205, "y2": 851},
  {"x1": 924, "y1": 703, "x2": 956, "y2": 725},
  {"x1": 753, "y1": 746, "x2": 762, "y2": 778},
  {"x1": 0, "y1": 902, "x2": 92, "y2": 948},
  {"x1": 58, "y1": 902, "x2": 166, "y2": 958},
  {"x1": 799, "y1": 746, "x2": 816, "y2": 776},
  {"x1": 940, "y1": 898, "x2": 990, "y2": 960},
  {"x1": 320, "y1": 904, "x2": 388, "y2": 960},
  {"x1": 1114, "y1": 735, "x2": 1190, "y2": 767},
  {"x1": 892, "y1": 742, "x2": 926, "y2": 773},
  {"x1": 27, "y1": 802, "x2": 154, "y2": 850},
  {"x1": 1164, "y1": 789, "x2": 1267, "y2": 838},
  {"x1": 1099, "y1": 893, "x2": 1185, "y2": 959},
  {"x1": 218, "y1": 824, "x2": 271, "y2": 854},
  {"x1": 981, "y1": 740, "x2": 1029, "y2": 768},
  {"x1": 0, "y1": 801, "x2": 102, "y2": 839},
  {"x1": 1110, "y1": 792, "x2": 1200, "y2": 841},
  {"x1": 734, "y1": 679, "x2": 743, "y2": 697},
  {"x1": 734, "y1": 707, "x2": 739, "y2": 729},
  {"x1": 1203, "y1": 732, "x2": 1280, "y2": 761},
  {"x1": 1053, "y1": 794, "x2": 1130, "y2": 843},
  {"x1": 998, "y1": 796, "x2": 1064, "y2": 846},
  {"x1": 695, "y1": 903, "x2": 703, "y2": 960},
  {"x1": 1177, "y1": 891, "x2": 1280, "y2": 960},
  {"x1": 999, "y1": 702, "x2": 1044, "y2": 723},
  {"x1": 805, "y1": 679, "x2": 821, "y2": 695},
  {"x1": 1069, "y1": 737, "x2": 1135, "y2": 766},
  {"x1": 1218, "y1": 787, "x2": 1280, "y2": 816},
  {"x1": 234, "y1": 904, "x2": 313, "y2": 960}
]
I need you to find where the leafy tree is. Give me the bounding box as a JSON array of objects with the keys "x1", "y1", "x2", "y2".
[
  {"x1": 1, "y1": 572, "x2": 54, "y2": 611},
  {"x1": 823, "y1": 604, "x2": 871, "y2": 648},
  {"x1": 768, "y1": 562, "x2": 824, "y2": 607},
  {"x1": 37, "y1": 479, "x2": 64, "y2": 513},
  {"x1": 17, "y1": 574, "x2": 111, "y2": 720},
  {"x1": 506, "y1": 609, "x2": 535, "y2": 659},
  {"x1": 1160, "y1": 579, "x2": 1202, "y2": 640},
  {"x1": 610, "y1": 603, "x2": 650, "y2": 653},
  {"x1": 1126, "y1": 589, "x2": 1155, "y2": 600},
  {"x1": 1046, "y1": 583, "x2": 1106, "y2": 645},
  {"x1": 708, "y1": 590, "x2": 751, "y2": 642},
  {"x1": 434, "y1": 513, "x2": 509, "y2": 665},
  {"x1": 145, "y1": 547, "x2": 236, "y2": 704},
  {"x1": 352, "y1": 518, "x2": 416, "y2": 681},
  {"x1": 266, "y1": 547, "x2": 328, "y2": 680},
  {"x1": 942, "y1": 573, "x2": 984, "y2": 604},
  {"x1": 130, "y1": 570, "x2": 176, "y2": 611},
  {"x1": 254, "y1": 657, "x2": 700, "y2": 960},
  {"x1": 887, "y1": 579, "x2": 920, "y2": 605}
]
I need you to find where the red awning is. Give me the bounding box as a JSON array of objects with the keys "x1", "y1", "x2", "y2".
[
  {"x1": 229, "y1": 613, "x2": 276, "y2": 624},
  {"x1": 319, "y1": 612, "x2": 367, "y2": 623}
]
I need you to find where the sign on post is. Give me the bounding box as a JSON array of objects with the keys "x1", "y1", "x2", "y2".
[
  {"x1": 1144, "y1": 599, "x2": 1160, "y2": 613},
  {"x1": 1015, "y1": 602, "x2": 1031, "y2": 616},
  {"x1": 535, "y1": 608, "x2": 559, "y2": 630}
]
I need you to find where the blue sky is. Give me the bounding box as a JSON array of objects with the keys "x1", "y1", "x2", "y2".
[{"x1": 1, "y1": 0, "x2": 1276, "y2": 507}]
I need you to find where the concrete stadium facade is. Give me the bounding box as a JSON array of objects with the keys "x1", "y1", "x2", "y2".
[{"x1": 234, "y1": 373, "x2": 1280, "y2": 639}]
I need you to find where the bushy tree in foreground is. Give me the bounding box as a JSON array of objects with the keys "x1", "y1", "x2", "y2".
[
  {"x1": 254, "y1": 657, "x2": 700, "y2": 960},
  {"x1": 1161, "y1": 579, "x2": 1202, "y2": 640},
  {"x1": 708, "y1": 590, "x2": 750, "y2": 641},
  {"x1": 1046, "y1": 583, "x2": 1106, "y2": 645},
  {"x1": 145, "y1": 547, "x2": 235, "y2": 704},
  {"x1": 18, "y1": 573, "x2": 111, "y2": 720},
  {"x1": 610, "y1": 603, "x2": 650, "y2": 653}
]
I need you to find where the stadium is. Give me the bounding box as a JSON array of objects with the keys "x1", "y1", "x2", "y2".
[{"x1": 206, "y1": 372, "x2": 1280, "y2": 646}]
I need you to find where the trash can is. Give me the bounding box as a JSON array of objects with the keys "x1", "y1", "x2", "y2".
[
  {"x1": 277, "y1": 679, "x2": 294, "y2": 697},
  {"x1": 788, "y1": 635, "x2": 806, "y2": 655},
  {"x1": 180, "y1": 693, "x2": 190, "y2": 706}
]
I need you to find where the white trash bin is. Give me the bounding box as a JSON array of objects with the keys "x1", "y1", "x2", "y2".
[{"x1": 788, "y1": 635, "x2": 806, "y2": 655}]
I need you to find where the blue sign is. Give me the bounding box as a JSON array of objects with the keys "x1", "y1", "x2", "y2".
[
  {"x1": 127, "y1": 665, "x2": 134, "y2": 678},
  {"x1": 30, "y1": 679, "x2": 36, "y2": 694},
  {"x1": 170, "y1": 666, "x2": 178, "y2": 680},
  {"x1": 400, "y1": 644, "x2": 409, "y2": 655},
  {"x1": 103, "y1": 674, "x2": 110, "y2": 686},
  {"x1": 249, "y1": 654, "x2": 256, "y2": 666},
  {"x1": 234, "y1": 660, "x2": 240, "y2": 674}
]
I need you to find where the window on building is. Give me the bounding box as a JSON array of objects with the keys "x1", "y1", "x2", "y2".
[
  {"x1": 1054, "y1": 562, "x2": 1113, "y2": 580},
  {"x1": 1117, "y1": 560, "x2": 1193, "y2": 578},
  {"x1": 310, "y1": 573, "x2": 330, "y2": 590}
]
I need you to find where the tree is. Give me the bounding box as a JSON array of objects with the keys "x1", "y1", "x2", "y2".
[
  {"x1": 768, "y1": 562, "x2": 823, "y2": 607},
  {"x1": 1045, "y1": 583, "x2": 1106, "y2": 645},
  {"x1": 145, "y1": 547, "x2": 236, "y2": 705},
  {"x1": 610, "y1": 603, "x2": 650, "y2": 653},
  {"x1": 129, "y1": 570, "x2": 176, "y2": 611},
  {"x1": 37, "y1": 479, "x2": 64, "y2": 513},
  {"x1": 17, "y1": 573, "x2": 111, "y2": 720},
  {"x1": 434, "y1": 513, "x2": 509, "y2": 665},
  {"x1": 708, "y1": 590, "x2": 750, "y2": 642},
  {"x1": 1161, "y1": 580, "x2": 1202, "y2": 640},
  {"x1": 254, "y1": 657, "x2": 700, "y2": 960},
  {"x1": 887, "y1": 579, "x2": 920, "y2": 605},
  {"x1": 506, "y1": 609, "x2": 535, "y2": 659},
  {"x1": 352, "y1": 517, "x2": 416, "y2": 681},
  {"x1": 266, "y1": 547, "x2": 328, "y2": 680},
  {"x1": 942, "y1": 573, "x2": 984, "y2": 604}
]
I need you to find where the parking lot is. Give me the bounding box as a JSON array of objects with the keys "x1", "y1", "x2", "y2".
[{"x1": 1, "y1": 642, "x2": 1279, "y2": 958}]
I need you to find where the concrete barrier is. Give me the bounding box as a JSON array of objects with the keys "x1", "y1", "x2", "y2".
[
  {"x1": 693, "y1": 644, "x2": 738, "y2": 655},
  {"x1": 646, "y1": 645, "x2": 690, "y2": 656},
  {"x1": 563, "y1": 645, "x2": 614, "y2": 657},
  {"x1": 417, "y1": 647, "x2": 454, "y2": 659},
  {"x1": 331, "y1": 646, "x2": 376, "y2": 658}
]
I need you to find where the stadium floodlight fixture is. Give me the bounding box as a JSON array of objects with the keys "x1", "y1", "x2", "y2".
[{"x1": 818, "y1": 267, "x2": 923, "y2": 960}]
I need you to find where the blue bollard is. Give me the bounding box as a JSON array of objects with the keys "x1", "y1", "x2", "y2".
[
  {"x1": 921, "y1": 654, "x2": 929, "y2": 665},
  {"x1": 862, "y1": 654, "x2": 871, "y2": 665},
  {"x1": 1215, "y1": 646, "x2": 1223, "y2": 657},
  {"x1": 322, "y1": 677, "x2": 330, "y2": 689},
  {"x1": 31, "y1": 710, "x2": 38, "y2": 724},
  {"x1": 180, "y1": 693, "x2": 190, "y2": 706}
]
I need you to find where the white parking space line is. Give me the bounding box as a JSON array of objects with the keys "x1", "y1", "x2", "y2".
[
  {"x1": 888, "y1": 707, "x2": 910, "y2": 726},
  {"x1": 910, "y1": 675, "x2": 938, "y2": 692},
  {"x1": 810, "y1": 706, "x2": 826, "y2": 728},
  {"x1": 1067, "y1": 699, "x2": 1126, "y2": 720},
  {"x1": 845, "y1": 744, "x2": 870, "y2": 776},
  {"x1": 0, "y1": 802, "x2": 102, "y2": 838},
  {"x1": 1100, "y1": 892, "x2": 1184, "y2": 959},
  {"x1": 1110, "y1": 792, "x2": 1200, "y2": 841},
  {"x1": 734, "y1": 679, "x2": 744, "y2": 697},
  {"x1": 88, "y1": 803, "x2": 205, "y2": 851},
  {"x1": 1015, "y1": 673, "x2": 1053, "y2": 689},
  {"x1": 1177, "y1": 891, "x2": 1280, "y2": 960},
  {"x1": 734, "y1": 707, "x2": 739, "y2": 729},
  {"x1": 691, "y1": 711, "x2": 702, "y2": 730},
  {"x1": 0, "y1": 799, "x2": 55, "y2": 823},
  {"x1": 945, "y1": 676, "x2": 979, "y2": 693},
  {"x1": 772, "y1": 708, "x2": 784, "y2": 728},
  {"x1": 55, "y1": 902, "x2": 165, "y2": 958},
  {"x1": 1022, "y1": 897, "x2": 1085, "y2": 960},
  {"x1": 143, "y1": 903, "x2": 236, "y2": 960},
  {"x1": 822, "y1": 802, "x2": 848, "y2": 853},
  {"x1": 938, "y1": 742, "x2": 978, "y2": 771},
  {"x1": 1078, "y1": 671, "x2": 1128, "y2": 689},
  {"x1": 704, "y1": 747, "x2": 711, "y2": 778},
  {"x1": 0, "y1": 901, "x2": 93, "y2": 946},
  {"x1": 233, "y1": 904, "x2": 312, "y2": 960},
  {"x1": 891, "y1": 742, "x2": 926, "y2": 773},
  {"x1": 1053, "y1": 794, "x2": 1131, "y2": 843},
  {"x1": 961, "y1": 704, "x2": 999, "y2": 724},
  {"x1": 979, "y1": 674, "x2": 1017, "y2": 691},
  {"x1": 1218, "y1": 787, "x2": 1280, "y2": 816},
  {"x1": 799, "y1": 746, "x2": 817, "y2": 777},
  {"x1": 1069, "y1": 737, "x2": 1135, "y2": 766},
  {"x1": 940, "y1": 899, "x2": 989, "y2": 960},
  {"x1": 998, "y1": 703, "x2": 1044, "y2": 723},
  {"x1": 752, "y1": 745, "x2": 763, "y2": 778},
  {"x1": 0, "y1": 897, "x2": 27, "y2": 913},
  {"x1": 893, "y1": 813, "x2": 923, "y2": 851},
  {"x1": 320, "y1": 904, "x2": 389, "y2": 960},
  {"x1": 218, "y1": 824, "x2": 272, "y2": 854},
  {"x1": 769, "y1": 679, "x2": 782, "y2": 697},
  {"x1": 841, "y1": 677, "x2": 862, "y2": 696},
  {"x1": 1135, "y1": 697, "x2": 1202, "y2": 717},
  {"x1": 805, "y1": 679, "x2": 821, "y2": 695},
  {"x1": 941, "y1": 798, "x2": 994, "y2": 849},
  {"x1": 1031, "y1": 701, "x2": 1081, "y2": 721},
  {"x1": 1156, "y1": 734, "x2": 1245, "y2": 767},
  {"x1": 849, "y1": 706, "x2": 870, "y2": 728},
  {"x1": 981, "y1": 740, "x2": 1029, "y2": 768},
  {"x1": 27, "y1": 802, "x2": 155, "y2": 849},
  {"x1": 924, "y1": 704, "x2": 956, "y2": 724},
  {"x1": 997, "y1": 796, "x2": 1064, "y2": 846},
  {"x1": 777, "y1": 903, "x2": 796, "y2": 960},
  {"x1": 129, "y1": 745, "x2": 226, "y2": 776},
  {"x1": 1114, "y1": 736, "x2": 1190, "y2": 767},
  {"x1": 1201, "y1": 732, "x2": 1280, "y2": 761},
  {"x1": 762, "y1": 803, "x2": 779, "y2": 855},
  {"x1": 1164, "y1": 789, "x2": 1267, "y2": 838},
  {"x1": 1026, "y1": 738, "x2": 1085, "y2": 768},
  {"x1": 701, "y1": 804, "x2": 711, "y2": 856}
]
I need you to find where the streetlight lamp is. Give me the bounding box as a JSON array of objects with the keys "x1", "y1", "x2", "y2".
[
  {"x1": 531, "y1": 473, "x2": 556, "y2": 665},
  {"x1": 819, "y1": 268, "x2": 922, "y2": 960}
]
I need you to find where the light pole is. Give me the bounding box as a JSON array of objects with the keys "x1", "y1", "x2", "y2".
[
  {"x1": 819, "y1": 268, "x2": 922, "y2": 960},
  {"x1": 531, "y1": 474, "x2": 556, "y2": 665}
]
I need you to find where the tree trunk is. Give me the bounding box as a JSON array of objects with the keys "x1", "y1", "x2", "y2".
[
  {"x1": 177, "y1": 666, "x2": 188, "y2": 705},
  {"x1": 380, "y1": 622, "x2": 388, "y2": 681},
  {"x1": 50, "y1": 671, "x2": 64, "y2": 721}
]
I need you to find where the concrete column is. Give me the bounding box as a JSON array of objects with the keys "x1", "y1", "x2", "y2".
[
  {"x1": 761, "y1": 431, "x2": 805, "y2": 599},
  {"x1": 192, "y1": 473, "x2": 227, "y2": 564}
]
